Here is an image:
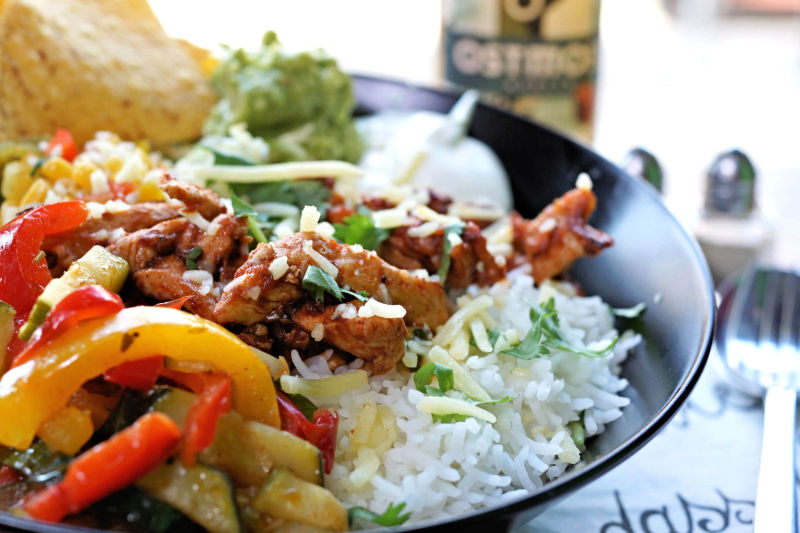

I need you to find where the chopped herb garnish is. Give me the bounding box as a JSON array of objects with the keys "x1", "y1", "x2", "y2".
[
  {"x1": 432, "y1": 413, "x2": 469, "y2": 423},
  {"x1": 412, "y1": 328, "x2": 431, "y2": 341},
  {"x1": 231, "y1": 193, "x2": 269, "y2": 243},
  {"x1": 301, "y1": 266, "x2": 370, "y2": 304},
  {"x1": 230, "y1": 180, "x2": 331, "y2": 217},
  {"x1": 333, "y1": 212, "x2": 390, "y2": 250},
  {"x1": 348, "y1": 502, "x2": 411, "y2": 528},
  {"x1": 30, "y1": 156, "x2": 50, "y2": 177},
  {"x1": 436, "y1": 222, "x2": 465, "y2": 284},
  {"x1": 202, "y1": 145, "x2": 256, "y2": 166},
  {"x1": 302, "y1": 265, "x2": 342, "y2": 302},
  {"x1": 613, "y1": 302, "x2": 646, "y2": 318},
  {"x1": 341, "y1": 288, "x2": 369, "y2": 303},
  {"x1": 286, "y1": 393, "x2": 318, "y2": 421},
  {"x1": 413, "y1": 362, "x2": 454, "y2": 393},
  {"x1": 185, "y1": 246, "x2": 203, "y2": 270},
  {"x1": 568, "y1": 421, "x2": 586, "y2": 451},
  {"x1": 502, "y1": 297, "x2": 617, "y2": 360}
]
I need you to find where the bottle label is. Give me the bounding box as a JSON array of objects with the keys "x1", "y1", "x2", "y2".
[{"x1": 444, "y1": 31, "x2": 598, "y2": 95}]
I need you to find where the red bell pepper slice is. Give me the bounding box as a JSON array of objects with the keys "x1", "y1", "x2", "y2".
[
  {"x1": 276, "y1": 391, "x2": 339, "y2": 474},
  {"x1": 162, "y1": 369, "x2": 231, "y2": 466},
  {"x1": 100, "y1": 297, "x2": 190, "y2": 390},
  {"x1": 0, "y1": 201, "x2": 88, "y2": 318},
  {"x1": 23, "y1": 412, "x2": 180, "y2": 523},
  {"x1": 0, "y1": 465, "x2": 21, "y2": 487},
  {"x1": 103, "y1": 356, "x2": 164, "y2": 391},
  {"x1": 45, "y1": 129, "x2": 78, "y2": 162},
  {"x1": 12, "y1": 285, "x2": 123, "y2": 369}
]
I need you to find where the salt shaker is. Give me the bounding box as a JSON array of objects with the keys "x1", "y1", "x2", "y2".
[
  {"x1": 693, "y1": 149, "x2": 773, "y2": 284},
  {"x1": 623, "y1": 147, "x2": 664, "y2": 193}
]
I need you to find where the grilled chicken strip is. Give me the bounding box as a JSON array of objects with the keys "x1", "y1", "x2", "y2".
[
  {"x1": 379, "y1": 221, "x2": 506, "y2": 289},
  {"x1": 511, "y1": 187, "x2": 613, "y2": 282},
  {"x1": 291, "y1": 301, "x2": 407, "y2": 374},
  {"x1": 213, "y1": 232, "x2": 450, "y2": 329},
  {"x1": 42, "y1": 202, "x2": 180, "y2": 275},
  {"x1": 161, "y1": 174, "x2": 225, "y2": 221}
]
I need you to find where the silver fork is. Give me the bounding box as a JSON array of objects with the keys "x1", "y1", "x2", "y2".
[{"x1": 717, "y1": 267, "x2": 800, "y2": 532}]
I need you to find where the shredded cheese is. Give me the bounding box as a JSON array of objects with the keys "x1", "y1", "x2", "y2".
[
  {"x1": 406, "y1": 221, "x2": 441, "y2": 239},
  {"x1": 416, "y1": 396, "x2": 496, "y2": 424},
  {"x1": 576, "y1": 172, "x2": 594, "y2": 191},
  {"x1": 310, "y1": 323, "x2": 325, "y2": 342},
  {"x1": 538, "y1": 217, "x2": 557, "y2": 233},
  {"x1": 279, "y1": 370, "x2": 368, "y2": 397},
  {"x1": 357, "y1": 298, "x2": 406, "y2": 319},
  {"x1": 302, "y1": 240, "x2": 339, "y2": 279},
  {"x1": 300, "y1": 205, "x2": 321, "y2": 233},
  {"x1": 316, "y1": 221, "x2": 335, "y2": 239},
  {"x1": 180, "y1": 209, "x2": 210, "y2": 232},
  {"x1": 372, "y1": 206, "x2": 410, "y2": 229},
  {"x1": 425, "y1": 346, "x2": 492, "y2": 402},
  {"x1": 269, "y1": 256, "x2": 289, "y2": 280},
  {"x1": 433, "y1": 294, "x2": 494, "y2": 347},
  {"x1": 193, "y1": 160, "x2": 363, "y2": 183}
]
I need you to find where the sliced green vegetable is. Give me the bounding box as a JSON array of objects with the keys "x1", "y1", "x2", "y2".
[
  {"x1": 20, "y1": 246, "x2": 129, "y2": 341},
  {"x1": 0, "y1": 440, "x2": 69, "y2": 483},
  {"x1": 202, "y1": 146, "x2": 256, "y2": 166},
  {"x1": 332, "y1": 212, "x2": 389, "y2": 250},
  {"x1": 29, "y1": 156, "x2": 50, "y2": 177},
  {"x1": 185, "y1": 246, "x2": 203, "y2": 270},
  {"x1": 0, "y1": 301, "x2": 16, "y2": 373},
  {"x1": 137, "y1": 461, "x2": 241, "y2": 533},
  {"x1": 413, "y1": 362, "x2": 454, "y2": 394},
  {"x1": 568, "y1": 421, "x2": 586, "y2": 452},
  {"x1": 436, "y1": 222, "x2": 466, "y2": 283},
  {"x1": 252, "y1": 468, "x2": 347, "y2": 532},
  {"x1": 348, "y1": 501, "x2": 411, "y2": 528},
  {"x1": 93, "y1": 486, "x2": 190, "y2": 533}
]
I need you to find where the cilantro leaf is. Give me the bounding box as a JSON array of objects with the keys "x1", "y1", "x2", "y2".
[
  {"x1": 230, "y1": 193, "x2": 269, "y2": 243},
  {"x1": 501, "y1": 310, "x2": 552, "y2": 360},
  {"x1": 302, "y1": 265, "x2": 343, "y2": 303},
  {"x1": 230, "y1": 180, "x2": 331, "y2": 217},
  {"x1": 202, "y1": 146, "x2": 256, "y2": 166},
  {"x1": 333, "y1": 212, "x2": 390, "y2": 250},
  {"x1": 348, "y1": 502, "x2": 411, "y2": 528},
  {"x1": 413, "y1": 362, "x2": 454, "y2": 393},
  {"x1": 436, "y1": 222, "x2": 466, "y2": 284},
  {"x1": 341, "y1": 288, "x2": 369, "y2": 303},
  {"x1": 286, "y1": 393, "x2": 318, "y2": 421},
  {"x1": 185, "y1": 246, "x2": 203, "y2": 270},
  {"x1": 502, "y1": 297, "x2": 617, "y2": 359},
  {"x1": 613, "y1": 302, "x2": 646, "y2": 318},
  {"x1": 432, "y1": 413, "x2": 469, "y2": 423},
  {"x1": 301, "y1": 266, "x2": 370, "y2": 304}
]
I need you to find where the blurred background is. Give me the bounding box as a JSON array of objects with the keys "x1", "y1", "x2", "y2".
[{"x1": 150, "y1": 0, "x2": 800, "y2": 278}]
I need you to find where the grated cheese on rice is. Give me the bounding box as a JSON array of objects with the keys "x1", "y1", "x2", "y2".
[
  {"x1": 302, "y1": 240, "x2": 339, "y2": 279},
  {"x1": 357, "y1": 298, "x2": 406, "y2": 319}
]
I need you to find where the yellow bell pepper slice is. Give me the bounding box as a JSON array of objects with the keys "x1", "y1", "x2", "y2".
[{"x1": 0, "y1": 306, "x2": 279, "y2": 449}]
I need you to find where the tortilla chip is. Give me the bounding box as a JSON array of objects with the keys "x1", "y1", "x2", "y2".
[{"x1": 0, "y1": 0, "x2": 216, "y2": 146}]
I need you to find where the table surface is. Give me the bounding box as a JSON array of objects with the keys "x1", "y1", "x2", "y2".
[{"x1": 155, "y1": 2, "x2": 800, "y2": 531}]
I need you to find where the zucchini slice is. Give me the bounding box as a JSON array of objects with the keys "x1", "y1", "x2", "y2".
[
  {"x1": 252, "y1": 468, "x2": 347, "y2": 532},
  {"x1": 137, "y1": 461, "x2": 241, "y2": 533},
  {"x1": 153, "y1": 387, "x2": 323, "y2": 487}
]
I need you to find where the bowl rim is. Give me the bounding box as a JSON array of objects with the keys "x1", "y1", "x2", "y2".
[{"x1": 0, "y1": 75, "x2": 717, "y2": 533}]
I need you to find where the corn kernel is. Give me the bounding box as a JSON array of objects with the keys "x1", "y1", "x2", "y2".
[
  {"x1": 72, "y1": 160, "x2": 97, "y2": 190},
  {"x1": 37, "y1": 406, "x2": 94, "y2": 455},
  {"x1": 104, "y1": 156, "x2": 124, "y2": 174},
  {"x1": 138, "y1": 178, "x2": 166, "y2": 202},
  {"x1": 1, "y1": 161, "x2": 32, "y2": 204},
  {"x1": 19, "y1": 178, "x2": 50, "y2": 205},
  {"x1": 40, "y1": 157, "x2": 73, "y2": 182}
]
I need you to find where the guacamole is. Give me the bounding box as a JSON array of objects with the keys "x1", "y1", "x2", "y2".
[{"x1": 205, "y1": 32, "x2": 364, "y2": 163}]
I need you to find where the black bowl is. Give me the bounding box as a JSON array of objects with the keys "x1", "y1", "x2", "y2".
[{"x1": 0, "y1": 76, "x2": 715, "y2": 533}]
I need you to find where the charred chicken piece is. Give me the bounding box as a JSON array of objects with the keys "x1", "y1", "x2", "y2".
[
  {"x1": 291, "y1": 301, "x2": 407, "y2": 374},
  {"x1": 510, "y1": 187, "x2": 613, "y2": 282},
  {"x1": 161, "y1": 174, "x2": 226, "y2": 220},
  {"x1": 213, "y1": 232, "x2": 450, "y2": 329},
  {"x1": 378, "y1": 221, "x2": 506, "y2": 290}
]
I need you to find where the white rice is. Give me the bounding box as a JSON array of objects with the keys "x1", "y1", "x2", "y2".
[{"x1": 305, "y1": 269, "x2": 640, "y2": 523}]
